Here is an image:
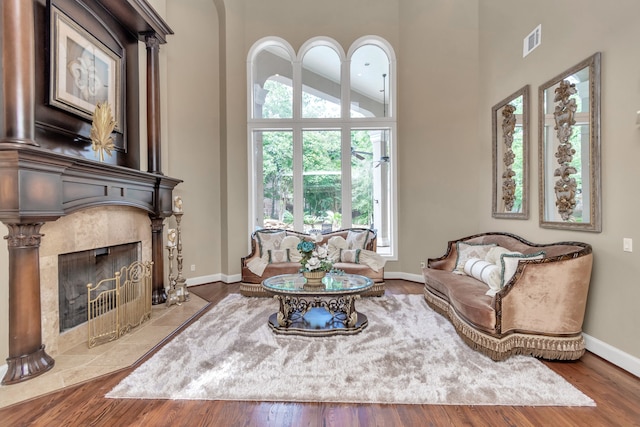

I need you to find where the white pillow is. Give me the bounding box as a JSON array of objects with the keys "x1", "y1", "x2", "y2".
[
  {"x1": 346, "y1": 229, "x2": 369, "y2": 250},
  {"x1": 340, "y1": 248, "x2": 361, "y2": 263},
  {"x1": 463, "y1": 257, "x2": 501, "y2": 290},
  {"x1": 454, "y1": 242, "x2": 497, "y2": 274},
  {"x1": 500, "y1": 251, "x2": 545, "y2": 287},
  {"x1": 281, "y1": 235, "x2": 302, "y2": 262},
  {"x1": 268, "y1": 249, "x2": 290, "y2": 263},
  {"x1": 485, "y1": 246, "x2": 518, "y2": 264},
  {"x1": 255, "y1": 230, "x2": 286, "y2": 257}
]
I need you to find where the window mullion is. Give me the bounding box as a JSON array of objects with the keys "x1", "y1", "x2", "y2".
[
  {"x1": 340, "y1": 53, "x2": 352, "y2": 230},
  {"x1": 341, "y1": 126, "x2": 352, "y2": 229},
  {"x1": 341, "y1": 57, "x2": 350, "y2": 120},
  {"x1": 292, "y1": 125, "x2": 304, "y2": 232},
  {"x1": 291, "y1": 57, "x2": 304, "y2": 231}
]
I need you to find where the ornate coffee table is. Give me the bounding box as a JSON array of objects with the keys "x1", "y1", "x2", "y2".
[{"x1": 261, "y1": 273, "x2": 373, "y2": 336}]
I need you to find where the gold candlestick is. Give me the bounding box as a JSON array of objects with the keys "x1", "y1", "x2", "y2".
[
  {"x1": 165, "y1": 245, "x2": 179, "y2": 307},
  {"x1": 174, "y1": 211, "x2": 189, "y2": 302}
]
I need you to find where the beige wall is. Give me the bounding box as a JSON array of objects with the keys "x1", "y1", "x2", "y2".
[
  {"x1": 162, "y1": 0, "x2": 222, "y2": 281},
  {"x1": 210, "y1": 0, "x2": 481, "y2": 277},
  {"x1": 396, "y1": 0, "x2": 481, "y2": 271},
  {"x1": 477, "y1": 0, "x2": 640, "y2": 359}
]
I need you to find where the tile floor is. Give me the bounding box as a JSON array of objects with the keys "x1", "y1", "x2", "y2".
[{"x1": 0, "y1": 295, "x2": 208, "y2": 408}]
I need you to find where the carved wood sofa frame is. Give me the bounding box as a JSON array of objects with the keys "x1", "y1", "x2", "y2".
[
  {"x1": 422, "y1": 232, "x2": 593, "y2": 361},
  {"x1": 240, "y1": 228, "x2": 385, "y2": 297}
]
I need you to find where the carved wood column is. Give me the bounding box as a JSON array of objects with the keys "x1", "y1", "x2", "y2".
[
  {"x1": 0, "y1": 0, "x2": 37, "y2": 146},
  {"x1": 0, "y1": 0, "x2": 54, "y2": 386},
  {"x1": 145, "y1": 34, "x2": 162, "y2": 175},
  {"x1": 145, "y1": 33, "x2": 167, "y2": 303},
  {"x1": 144, "y1": 31, "x2": 171, "y2": 305},
  {"x1": 2, "y1": 224, "x2": 54, "y2": 385}
]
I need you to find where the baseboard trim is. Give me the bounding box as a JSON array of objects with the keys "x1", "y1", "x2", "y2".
[
  {"x1": 186, "y1": 273, "x2": 241, "y2": 287},
  {"x1": 583, "y1": 333, "x2": 640, "y2": 378}
]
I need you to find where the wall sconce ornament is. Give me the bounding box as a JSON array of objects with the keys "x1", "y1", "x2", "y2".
[
  {"x1": 552, "y1": 80, "x2": 578, "y2": 221},
  {"x1": 89, "y1": 102, "x2": 117, "y2": 162},
  {"x1": 501, "y1": 104, "x2": 517, "y2": 211},
  {"x1": 538, "y1": 52, "x2": 601, "y2": 232},
  {"x1": 492, "y1": 85, "x2": 529, "y2": 219}
]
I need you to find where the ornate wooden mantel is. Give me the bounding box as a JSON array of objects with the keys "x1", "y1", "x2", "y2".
[{"x1": 0, "y1": 0, "x2": 177, "y2": 385}]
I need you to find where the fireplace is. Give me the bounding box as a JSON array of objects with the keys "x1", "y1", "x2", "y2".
[
  {"x1": 0, "y1": 0, "x2": 179, "y2": 385},
  {"x1": 58, "y1": 242, "x2": 141, "y2": 333},
  {"x1": 39, "y1": 206, "x2": 153, "y2": 355}
]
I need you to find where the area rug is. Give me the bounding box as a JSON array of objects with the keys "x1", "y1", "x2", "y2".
[{"x1": 106, "y1": 294, "x2": 595, "y2": 406}]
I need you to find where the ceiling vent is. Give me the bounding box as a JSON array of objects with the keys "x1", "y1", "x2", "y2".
[{"x1": 523, "y1": 25, "x2": 541, "y2": 57}]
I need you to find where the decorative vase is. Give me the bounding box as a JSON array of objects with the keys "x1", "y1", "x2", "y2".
[{"x1": 302, "y1": 270, "x2": 326, "y2": 289}]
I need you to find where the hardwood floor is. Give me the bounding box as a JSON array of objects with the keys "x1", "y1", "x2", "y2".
[{"x1": 1, "y1": 279, "x2": 639, "y2": 427}]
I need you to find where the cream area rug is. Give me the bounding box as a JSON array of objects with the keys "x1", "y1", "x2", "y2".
[{"x1": 107, "y1": 294, "x2": 595, "y2": 406}]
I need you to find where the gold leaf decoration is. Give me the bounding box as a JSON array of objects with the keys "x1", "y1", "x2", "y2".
[{"x1": 90, "y1": 102, "x2": 117, "y2": 162}]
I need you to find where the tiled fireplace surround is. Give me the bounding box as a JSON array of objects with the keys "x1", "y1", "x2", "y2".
[{"x1": 39, "y1": 206, "x2": 153, "y2": 356}]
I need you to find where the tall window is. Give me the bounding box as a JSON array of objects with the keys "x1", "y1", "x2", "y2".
[{"x1": 248, "y1": 36, "x2": 397, "y2": 257}]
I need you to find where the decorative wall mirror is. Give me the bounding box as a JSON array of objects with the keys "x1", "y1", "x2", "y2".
[
  {"x1": 538, "y1": 52, "x2": 601, "y2": 232},
  {"x1": 492, "y1": 85, "x2": 529, "y2": 219}
]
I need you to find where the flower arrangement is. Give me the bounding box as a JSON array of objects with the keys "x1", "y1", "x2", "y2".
[{"x1": 297, "y1": 236, "x2": 332, "y2": 272}]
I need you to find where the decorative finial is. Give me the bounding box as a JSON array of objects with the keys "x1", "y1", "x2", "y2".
[{"x1": 90, "y1": 102, "x2": 117, "y2": 162}]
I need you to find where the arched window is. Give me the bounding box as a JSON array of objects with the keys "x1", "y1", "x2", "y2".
[{"x1": 248, "y1": 36, "x2": 397, "y2": 257}]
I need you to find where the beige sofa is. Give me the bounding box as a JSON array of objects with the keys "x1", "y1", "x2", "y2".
[
  {"x1": 240, "y1": 228, "x2": 385, "y2": 297},
  {"x1": 422, "y1": 232, "x2": 593, "y2": 361}
]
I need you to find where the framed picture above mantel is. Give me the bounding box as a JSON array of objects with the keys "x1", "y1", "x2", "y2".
[
  {"x1": 49, "y1": 5, "x2": 123, "y2": 132},
  {"x1": 37, "y1": 0, "x2": 132, "y2": 165}
]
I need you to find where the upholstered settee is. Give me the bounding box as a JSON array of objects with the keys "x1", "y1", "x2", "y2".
[
  {"x1": 240, "y1": 228, "x2": 385, "y2": 297},
  {"x1": 422, "y1": 232, "x2": 593, "y2": 361}
]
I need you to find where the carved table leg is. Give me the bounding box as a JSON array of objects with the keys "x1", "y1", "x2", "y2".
[
  {"x1": 345, "y1": 295, "x2": 360, "y2": 327},
  {"x1": 2, "y1": 224, "x2": 55, "y2": 385},
  {"x1": 275, "y1": 295, "x2": 292, "y2": 327}
]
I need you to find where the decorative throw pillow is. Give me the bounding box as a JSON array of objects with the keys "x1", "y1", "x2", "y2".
[
  {"x1": 281, "y1": 236, "x2": 302, "y2": 262},
  {"x1": 500, "y1": 251, "x2": 546, "y2": 287},
  {"x1": 255, "y1": 230, "x2": 286, "y2": 257},
  {"x1": 268, "y1": 248, "x2": 290, "y2": 263},
  {"x1": 340, "y1": 248, "x2": 361, "y2": 263},
  {"x1": 346, "y1": 229, "x2": 369, "y2": 250},
  {"x1": 454, "y1": 242, "x2": 497, "y2": 274},
  {"x1": 463, "y1": 257, "x2": 501, "y2": 290},
  {"x1": 485, "y1": 246, "x2": 517, "y2": 265}
]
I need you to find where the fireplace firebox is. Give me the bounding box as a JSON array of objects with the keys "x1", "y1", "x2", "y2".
[{"x1": 58, "y1": 242, "x2": 141, "y2": 332}]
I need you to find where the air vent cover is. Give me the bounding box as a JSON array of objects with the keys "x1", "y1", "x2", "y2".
[{"x1": 523, "y1": 25, "x2": 541, "y2": 57}]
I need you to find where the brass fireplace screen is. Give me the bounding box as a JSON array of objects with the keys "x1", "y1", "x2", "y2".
[{"x1": 87, "y1": 260, "x2": 153, "y2": 348}]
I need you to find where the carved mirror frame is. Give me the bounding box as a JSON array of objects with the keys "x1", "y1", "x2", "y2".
[
  {"x1": 492, "y1": 85, "x2": 529, "y2": 219},
  {"x1": 538, "y1": 52, "x2": 601, "y2": 232}
]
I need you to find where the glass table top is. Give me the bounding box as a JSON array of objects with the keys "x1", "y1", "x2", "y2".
[{"x1": 262, "y1": 273, "x2": 373, "y2": 295}]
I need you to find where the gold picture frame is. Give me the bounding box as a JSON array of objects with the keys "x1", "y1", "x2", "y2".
[{"x1": 49, "y1": 5, "x2": 122, "y2": 132}]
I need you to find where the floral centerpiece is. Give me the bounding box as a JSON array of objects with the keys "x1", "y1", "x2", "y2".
[
  {"x1": 297, "y1": 235, "x2": 332, "y2": 287},
  {"x1": 297, "y1": 239, "x2": 332, "y2": 272}
]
